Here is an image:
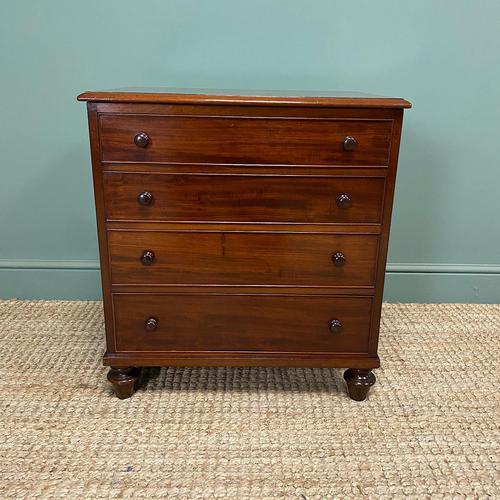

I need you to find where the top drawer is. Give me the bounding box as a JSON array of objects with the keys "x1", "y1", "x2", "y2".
[{"x1": 99, "y1": 114, "x2": 392, "y2": 166}]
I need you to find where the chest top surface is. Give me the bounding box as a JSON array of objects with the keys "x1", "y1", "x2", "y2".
[{"x1": 78, "y1": 87, "x2": 411, "y2": 108}]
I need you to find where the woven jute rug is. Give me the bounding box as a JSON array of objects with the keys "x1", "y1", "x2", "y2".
[{"x1": 0, "y1": 300, "x2": 498, "y2": 499}]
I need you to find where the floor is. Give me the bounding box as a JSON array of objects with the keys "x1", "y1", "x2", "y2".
[{"x1": 0, "y1": 300, "x2": 498, "y2": 499}]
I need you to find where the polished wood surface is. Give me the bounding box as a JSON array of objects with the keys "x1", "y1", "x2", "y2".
[
  {"x1": 103, "y1": 172, "x2": 385, "y2": 224},
  {"x1": 107, "y1": 366, "x2": 141, "y2": 399},
  {"x1": 99, "y1": 114, "x2": 392, "y2": 165},
  {"x1": 108, "y1": 231, "x2": 378, "y2": 286},
  {"x1": 112, "y1": 293, "x2": 373, "y2": 353},
  {"x1": 344, "y1": 368, "x2": 376, "y2": 401},
  {"x1": 78, "y1": 87, "x2": 411, "y2": 108},
  {"x1": 79, "y1": 88, "x2": 410, "y2": 399},
  {"x1": 103, "y1": 350, "x2": 380, "y2": 369}
]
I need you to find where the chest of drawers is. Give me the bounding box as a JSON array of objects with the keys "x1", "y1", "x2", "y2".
[{"x1": 78, "y1": 88, "x2": 411, "y2": 400}]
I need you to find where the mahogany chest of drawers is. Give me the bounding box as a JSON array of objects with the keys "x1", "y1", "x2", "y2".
[{"x1": 78, "y1": 88, "x2": 411, "y2": 400}]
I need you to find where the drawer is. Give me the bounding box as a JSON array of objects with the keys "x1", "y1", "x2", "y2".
[
  {"x1": 108, "y1": 231, "x2": 378, "y2": 287},
  {"x1": 99, "y1": 114, "x2": 392, "y2": 166},
  {"x1": 113, "y1": 293, "x2": 372, "y2": 353},
  {"x1": 103, "y1": 172, "x2": 385, "y2": 224}
]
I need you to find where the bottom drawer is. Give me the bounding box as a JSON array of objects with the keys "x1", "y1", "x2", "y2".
[{"x1": 112, "y1": 294, "x2": 372, "y2": 353}]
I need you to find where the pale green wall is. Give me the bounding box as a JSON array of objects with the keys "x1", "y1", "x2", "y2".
[{"x1": 1, "y1": 0, "x2": 499, "y2": 302}]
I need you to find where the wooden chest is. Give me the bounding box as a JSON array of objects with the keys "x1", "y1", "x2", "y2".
[{"x1": 78, "y1": 88, "x2": 411, "y2": 400}]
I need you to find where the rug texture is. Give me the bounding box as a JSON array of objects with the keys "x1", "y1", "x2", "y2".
[{"x1": 0, "y1": 300, "x2": 498, "y2": 499}]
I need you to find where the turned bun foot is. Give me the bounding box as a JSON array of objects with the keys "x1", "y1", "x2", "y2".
[
  {"x1": 344, "y1": 368, "x2": 376, "y2": 401},
  {"x1": 107, "y1": 366, "x2": 141, "y2": 399}
]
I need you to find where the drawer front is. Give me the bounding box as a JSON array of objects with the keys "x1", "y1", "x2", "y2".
[
  {"x1": 108, "y1": 231, "x2": 378, "y2": 287},
  {"x1": 103, "y1": 172, "x2": 385, "y2": 224},
  {"x1": 99, "y1": 114, "x2": 392, "y2": 166},
  {"x1": 113, "y1": 294, "x2": 372, "y2": 353}
]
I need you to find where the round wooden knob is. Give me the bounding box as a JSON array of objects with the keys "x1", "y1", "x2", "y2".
[
  {"x1": 134, "y1": 132, "x2": 150, "y2": 148},
  {"x1": 332, "y1": 251, "x2": 346, "y2": 267},
  {"x1": 140, "y1": 250, "x2": 155, "y2": 265},
  {"x1": 137, "y1": 191, "x2": 153, "y2": 206},
  {"x1": 328, "y1": 318, "x2": 342, "y2": 334},
  {"x1": 343, "y1": 136, "x2": 358, "y2": 151},
  {"x1": 145, "y1": 317, "x2": 158, "y2": 332},
  {"x1": 336, "y1": 194, "x2": 351, "y2": 209}
]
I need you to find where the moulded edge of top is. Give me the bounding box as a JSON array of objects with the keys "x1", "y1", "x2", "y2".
[{"x1": 77, "y1": 90, "x2": 412, "y2": 109}]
